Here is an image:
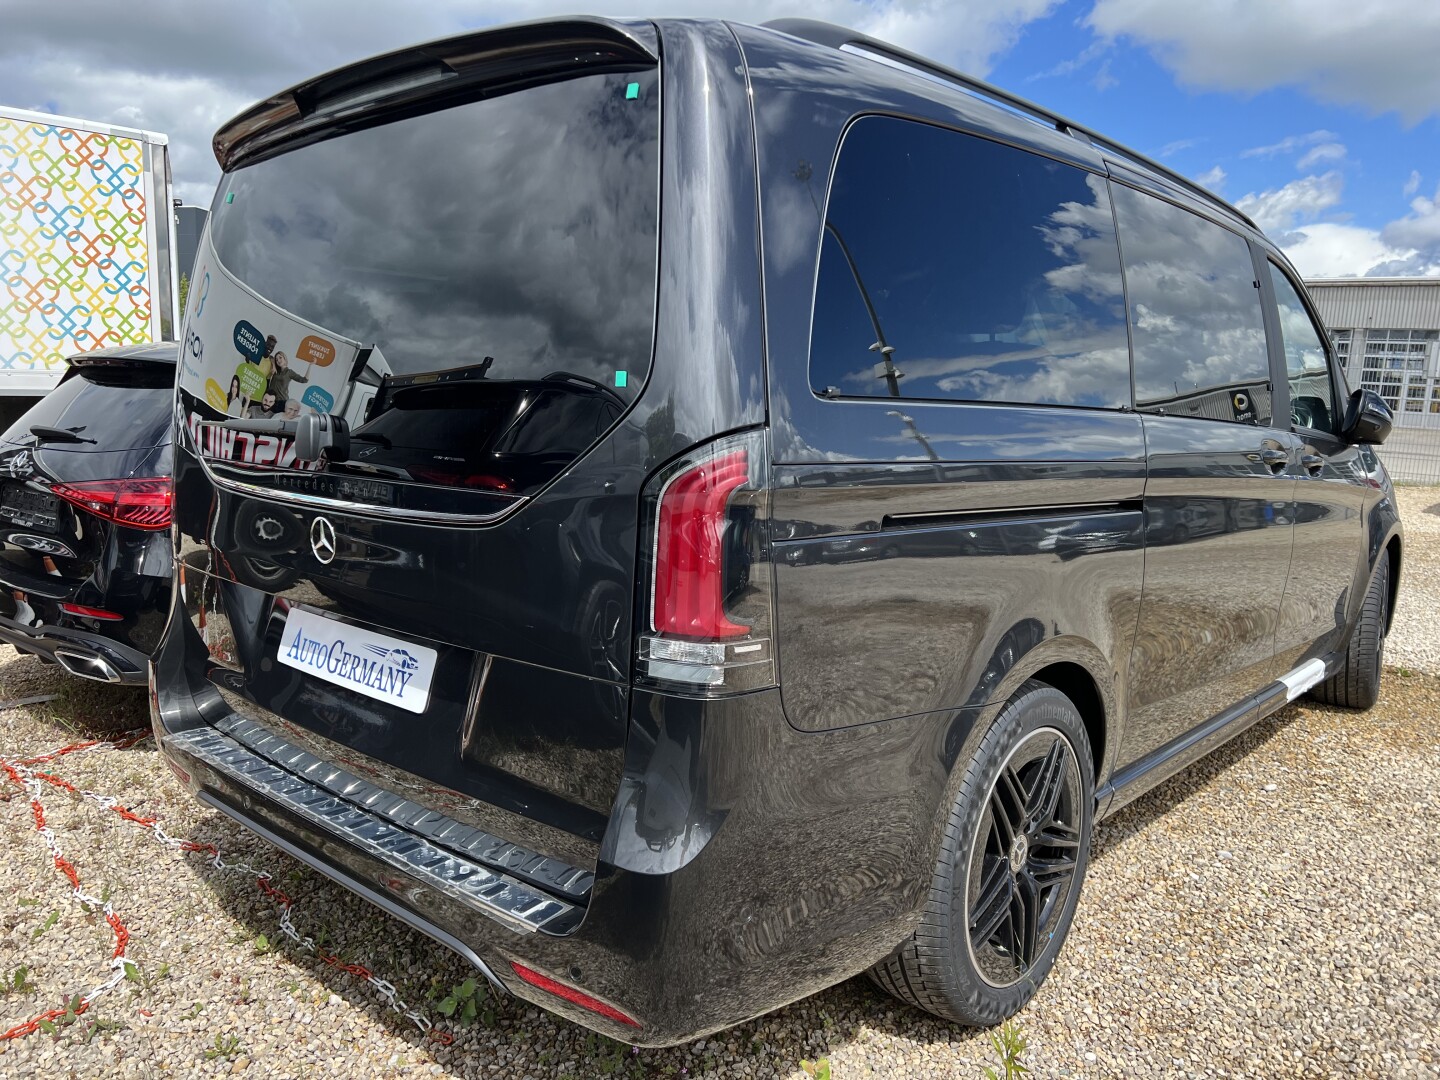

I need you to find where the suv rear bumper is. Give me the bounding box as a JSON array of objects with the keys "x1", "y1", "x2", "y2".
[
  {"x1": 152, "y1": 674, "x2": 958, "y2": 1045},
  {"x1": 0, "y1": 615, "x2": 149, "y2": 684}
]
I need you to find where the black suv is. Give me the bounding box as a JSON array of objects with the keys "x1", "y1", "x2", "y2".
[
  {"x1": 0, "y1": 343, "x2": 175, "y2": 684},
  {"x1": 152, "y1": 18, "x2": 1402, "y2": 1045}
]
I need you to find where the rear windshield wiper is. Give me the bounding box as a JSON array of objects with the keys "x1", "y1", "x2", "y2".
[{"x1": 30, "y1": 424, "x2": 96, "y2": 444}]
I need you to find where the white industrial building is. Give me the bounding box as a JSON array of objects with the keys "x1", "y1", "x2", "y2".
[{"x1": 1307, "y1": 278, "x2": 1440, "y2": 429}]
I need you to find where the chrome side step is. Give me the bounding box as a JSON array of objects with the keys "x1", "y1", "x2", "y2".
[{"x1": 166, "y1": 725, "x2": 581, "y2": 935}]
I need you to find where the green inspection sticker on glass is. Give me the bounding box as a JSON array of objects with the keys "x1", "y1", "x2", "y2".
[
  {"x1": 614, "y1": 370, "x2": 628, "y2": 388},
  {"x1": 625, "y1": 82, "x2": 640, "y2": 100}
]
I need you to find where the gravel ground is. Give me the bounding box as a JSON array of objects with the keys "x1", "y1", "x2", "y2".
[
  {"x1": 1, "y1": 491, "x2": 1438, "y2": 1078},
  {"x1": 1388, "y1": 485, "x2": 1440, "y2": 676}
]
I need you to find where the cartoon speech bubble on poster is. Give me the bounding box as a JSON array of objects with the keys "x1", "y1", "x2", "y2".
[
  {"x1": 296, "y1": 335, "x2": 337, "y2": 367},
  {"x1": 235, "y1": 362, "x2": 267, "y2": 400},
  {"x1": 233, "y1": 320, "x2": 265, "y2": 364},
  {"x1": 301, "y1": 385, "x2": 335, "y2": 413},
  {"x1": 204, "y1": 378, "x2": 228, "y2": 412}
]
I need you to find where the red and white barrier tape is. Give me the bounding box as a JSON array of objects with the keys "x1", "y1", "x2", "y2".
[{"x1": 0, "y1": 731, "x2": 453, "y2": 1045}]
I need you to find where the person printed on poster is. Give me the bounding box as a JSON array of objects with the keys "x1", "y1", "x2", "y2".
[
  {"x1": 226, "y1": 375, "x2": 243, "y2": 417},
  {"x1": 246, "y1": 391, "x2": 279, "y2": 420},
  {"x1": 268, "y1": 350, "x2": 309, "y2": 406}
]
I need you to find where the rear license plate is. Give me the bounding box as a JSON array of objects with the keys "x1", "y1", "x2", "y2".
[
  {"x1": 276, "y1": 607, "x2": 437, "y2": 714},
  {"x1": 0, "y1": 486, "x2": 59, "y2": 530}
]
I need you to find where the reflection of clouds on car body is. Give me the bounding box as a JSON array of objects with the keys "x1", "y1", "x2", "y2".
[{"x1": 209, "y1": 76, "x2": 658, "y2": 389}]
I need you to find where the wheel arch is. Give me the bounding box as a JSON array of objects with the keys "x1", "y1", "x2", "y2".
[
  {"x1": 952, "y1": 633, "x2": 1118, "y2": 788},
  {"x1": 1383, "y1": 532, "x2": 1402, "y2": 636}
]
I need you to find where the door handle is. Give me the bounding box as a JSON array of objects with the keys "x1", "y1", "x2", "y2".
[
  {"x1": 1300, "y1": 453, "x2": 1325, "y2": 477},
  {"x1": 1257, "y1": 448, "x2": 1289, "y2": 474}
]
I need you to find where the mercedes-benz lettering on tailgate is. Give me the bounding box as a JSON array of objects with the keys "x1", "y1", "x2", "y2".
[{"x1": 153, "y1": 16, "x2": 1403, "y2": 1045}]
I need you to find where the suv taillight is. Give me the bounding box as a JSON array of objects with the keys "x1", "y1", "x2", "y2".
[
  {"x1": 51, "y1": 478, "x2": 173, "y2": 530},
  {"x1": 637, "y1": 430, "x2": 774, "y2": 693}
]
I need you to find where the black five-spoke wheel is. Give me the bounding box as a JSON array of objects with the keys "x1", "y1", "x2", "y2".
[
  {"x1": 868, "y1": 679, "x2": 1094, "y2": 1026},
  {"x1": 965, "y1": 728, "x2": 1084, "y2": 987}
]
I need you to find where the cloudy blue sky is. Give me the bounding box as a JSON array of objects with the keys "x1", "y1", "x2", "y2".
[{"x1": 2, "y1": 0, "x2": 1436, "y2": 278}]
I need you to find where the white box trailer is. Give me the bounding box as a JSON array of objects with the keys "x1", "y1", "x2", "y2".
[{"x1": 0, "y1": 106, "x2": 178, "y2": 398}]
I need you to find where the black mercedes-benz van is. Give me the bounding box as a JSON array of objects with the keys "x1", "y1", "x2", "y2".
[{"x1": 152, "y1": 17, "x2": 1403, "y2": 1045}]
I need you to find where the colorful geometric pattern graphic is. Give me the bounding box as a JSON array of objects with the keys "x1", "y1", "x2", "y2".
[{"x1": 1, "y1": 117, "x2": 152, "y2": 372}]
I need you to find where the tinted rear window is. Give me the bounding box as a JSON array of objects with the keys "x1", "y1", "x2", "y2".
[
  {"x1": 809, "y1": 116, "x2": 1132, "y2": 410},
  {"x1": 207, "y1": 68, "x2": 659, "y2": 398},
  {"x1": 4, "y1": 366, "x2": 174, "y2": 450}
]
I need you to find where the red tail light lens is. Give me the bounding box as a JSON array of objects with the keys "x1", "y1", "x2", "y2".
[
  {"x1": 509, "y1": 962, "x2": 639, "y2": 1028},
  {"x1": 638, "y1": 431, "x2": 775, "y2": 694},
  {"x1": 653, "y1": 448, "x2": 750, "y2": 638},
  {"x1": 51, "y1": 478, "x2": 173, "y2": 530}
]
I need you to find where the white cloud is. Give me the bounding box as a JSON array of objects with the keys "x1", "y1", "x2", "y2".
[
  {"x1": 1296, "y1": 142, "x2": 1346, "y2": 170},
  {"x1": 0, "y1": 1, "x2": 1060, "y2": 204},
  {"x1": 1029, "y1": 38, "x2": 1108, "y2": 80},
  {"x1": 1279, "y1": 223, "x2": 1414, "y2": 279},
  {"x1": 1236, "y1": 171, "x2": 1344, "y2": 233},
  {"x1": 1087, "y1": 0, "x2": 1440, "y2": 122},
  {"x1": 1195, "y1": 165, "x2": 1226, "y2": 191},
  {"x1": 1158, "y1": 137, "x2": 1202, "y2": 157},
  {"x1": 1274, "y1": 196, "x2": 1440, "y2": 280},
  {"x1": 1382, "y1": 182, "x2": 1440, "y2": 254},
  {"x1": 1239, "y1": 130, "x2": 1338, "y2": 159},
  {"x1": 1403, "y1": 171, "x2": 1423, "y2": 197}
]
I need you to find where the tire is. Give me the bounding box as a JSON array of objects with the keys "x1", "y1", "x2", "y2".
[
  {"x1": 1309, "y1": 553, "x2": 1389, "y2": 710},
  {"x1": 868, "y1": 679, "x2": 1094, "y2": 1025}
]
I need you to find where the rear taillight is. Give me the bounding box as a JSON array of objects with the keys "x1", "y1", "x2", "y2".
[
  {"x1": 637, "y1": 430, "x2": 774, "y2": 693},
  {"x1": 51, "y1": 478, "x2": 173, "y2": 530},
  {"x1": 405, "y1": 466, "x2": 512, "y2": 491}
]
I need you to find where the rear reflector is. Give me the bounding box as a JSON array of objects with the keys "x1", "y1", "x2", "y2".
[
  {"x1": 59, "y1": 603, "x2": 125, "y2": 622},
  {"x1": 509, "y1": 962, "x2": 639, "y2": 1028},
  {"x1": 51, "y1": 477, "x2": 173, "y2": 530}
]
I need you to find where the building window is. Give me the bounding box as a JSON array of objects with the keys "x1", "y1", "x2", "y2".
[{"x1": 1332, "y1": 329, "x2": 1352, "y2": 372}]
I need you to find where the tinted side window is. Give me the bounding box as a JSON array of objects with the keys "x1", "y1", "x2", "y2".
[
  {"x1": 1268, "y1": 264, "x2": 1339, "y2": 436},
  {"x1": 1111, "y1": 184, "x2": 1271, "y2": 425},
  {"x1": 809, "y1": 117, "x2": 1131, "y2": 409}
]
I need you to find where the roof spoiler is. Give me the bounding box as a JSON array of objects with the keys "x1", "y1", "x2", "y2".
[{"x1": 213, "y1": 17, "x2": 658, "y2": 170}]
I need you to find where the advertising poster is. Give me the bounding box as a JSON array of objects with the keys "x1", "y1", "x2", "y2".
[
  {"x1": 0, "y1": 114, "x2": 155, "y2": 379},
  {"x1": 179, "y1": 234, "x2": 361, "y2": 468}
]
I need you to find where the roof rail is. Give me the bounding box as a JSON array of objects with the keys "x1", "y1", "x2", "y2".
[{"x1": 761, "y1": 18, "x2": 1257, "y2": 232}]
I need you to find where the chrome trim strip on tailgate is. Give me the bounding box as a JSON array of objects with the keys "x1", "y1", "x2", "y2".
[
  {"x1": 194, "y1": 455, "x2": 526, "y2": 527},
  {"x1": 166, "y1": 725, "x2": 580, "y2": 935}
]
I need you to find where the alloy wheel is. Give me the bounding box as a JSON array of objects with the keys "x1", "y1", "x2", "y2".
[{"x1": 964, "y1": 727, "x2": 1085, "y2": 988}]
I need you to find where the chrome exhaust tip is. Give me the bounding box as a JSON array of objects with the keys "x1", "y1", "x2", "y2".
[{"x1": 53, "y1": 649, "x2": 123, "y2": 684}]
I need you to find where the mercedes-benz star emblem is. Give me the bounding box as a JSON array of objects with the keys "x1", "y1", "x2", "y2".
[{"x1": 309, "y1": 516, "x2": 337, "y2": 565}]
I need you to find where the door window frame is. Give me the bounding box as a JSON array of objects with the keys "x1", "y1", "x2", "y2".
[{"x1": 1253, "y1": 246, "x2": 1347, "y2": 446}]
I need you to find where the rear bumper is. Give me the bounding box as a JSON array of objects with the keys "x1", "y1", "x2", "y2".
[
  {"x1": 0, "y1": 615, "x2": 149, "y2": 684},
  {"x1": 152, "y1": 664, "x2": 962, "y2": 1045}
]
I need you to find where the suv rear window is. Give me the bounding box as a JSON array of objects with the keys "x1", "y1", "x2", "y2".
[
  {"x1": 192, "y1": 68, "x2": 658, "y2": 502},
  {"x1": 4, "y1": 364, "x2": 175, "y2": 451}
]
